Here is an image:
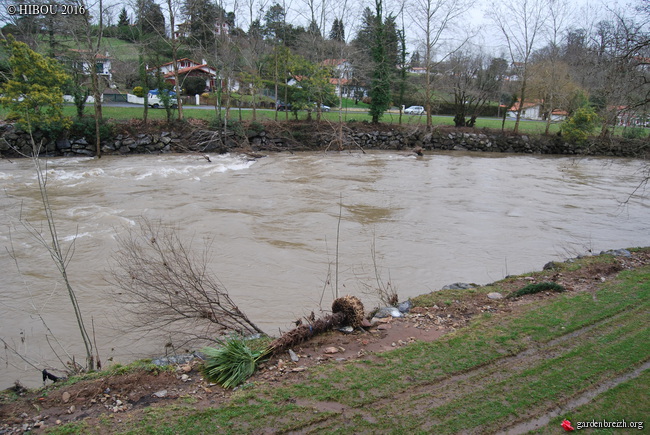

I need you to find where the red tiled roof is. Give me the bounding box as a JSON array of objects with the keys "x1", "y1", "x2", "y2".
[
  {"x1": 329, "y1": 78, "x2": 352, "y2": 85},
  {"x1": 508, "y1": 100, "x2": 542, "y2": 111},
  {"x1": 163, "y1": 65, "x2": 216, "y2": 77}
]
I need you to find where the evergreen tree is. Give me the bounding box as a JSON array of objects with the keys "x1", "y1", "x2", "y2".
[
  {"x1": 182, "y1": 0, "x2": 227, "y2": 48},
  {"x1": 307, "y1": 20, "x2": 321, "y2": 37},
  {"x1": 410, "y1": 51, "x2": 421, "y2": 67},
  {"x1": 263, "y1": 3, "x2": 288, "y2": 41},
  {"x1": 0, "y1": 35, "x2": 71, "y2": 133},
  {"x1": 329, "y1": 18, "x2": 345, "y2": 42},
  {"x1": 369, "y1": 0, "x2": 391, "y2": 123},
  {"x1": 248, "y1": 19, "x2": 264, "y2": 39},
  {"x1": 118, "y1": 7, "x2": 130, "y2": 27},
  {"x1": 137, "y1": 0, "x2": 165, "y2": 36},
  {"x1": 354, "y1": 8, "x2": 375, "y2": 50}
]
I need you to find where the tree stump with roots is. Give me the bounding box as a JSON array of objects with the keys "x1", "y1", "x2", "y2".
[{"x1": 269, "y1": 295, "x2": 365, "y2": 354}]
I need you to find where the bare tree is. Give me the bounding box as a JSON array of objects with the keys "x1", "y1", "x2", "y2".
[
  {"x1": 408, "y1": 0, "x2": 473, "y2": 129},
  {"x1": 111, "y1": 218, "x2": 264, "y2": 345},
  {"x1": 68, "y1": 0, "x2": 109, "y2": 157},
  {"x1": 527, "y1": 59, "x2": 580, "y2": 134},
  {"x1": 487, "y1": 0, "x2": 551, "y2": 134},
  {"x1": 443, "y1": 50, "x2": 505, "y2": 127},
  {"x1": 4, "y1": 138, "x2": 97, "y2": 372},
  {"x1": 166, "y1": 0, "x2": 185, "y2": 120}
]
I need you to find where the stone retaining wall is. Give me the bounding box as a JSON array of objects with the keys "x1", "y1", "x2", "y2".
[{"x1": 1, "y1": 122, "x2": 647, "y2": 158}]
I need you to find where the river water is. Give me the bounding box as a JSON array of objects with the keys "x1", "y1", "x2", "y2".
[{"x1": 1, "y1": 151, "x2": 648, "y2": 389}]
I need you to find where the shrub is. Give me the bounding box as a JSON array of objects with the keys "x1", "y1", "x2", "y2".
[
  {"x1": 132, "y1": 86, "x2": 144, "y2": 97},
  {"x1": 183, "y1": 76, "x2": 206, "y2": 95},
  {"x1": 208, "y1": 114, "x2": 223, "y2": 131},
  {"x1": 622, "y1": 127, "x2": 648, "y2": 139},
  {"x1": 201, "y1": 337, "x2": 268, "y2": 388},
  {"x1": 69, "y1": 117, "x2": 114, "y2": 144},
  {"x1": 507, "y1": 282, "x2": 566, "y2": 298},
  {"x1": 248, "y1": 120, "x2": 265, "y2": 135},
  {"x1": 561, "y1": 106, "x2": 600, "y2": 144}
]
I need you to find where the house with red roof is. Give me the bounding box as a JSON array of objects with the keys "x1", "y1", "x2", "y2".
[
  {"x1": 507, "y1": 100, "x2": 567, "y2": 121},
  {"x1": 61, "y1": 49, "x2": 113, "y2": 85},
  {"x1": 150, "y1": 58, "x2": 221, "y2": 92}
]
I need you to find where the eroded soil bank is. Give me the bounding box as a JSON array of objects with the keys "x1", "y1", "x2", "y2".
[{"x1": 1, "y1": 248, "x2": 649, "y2": 434}]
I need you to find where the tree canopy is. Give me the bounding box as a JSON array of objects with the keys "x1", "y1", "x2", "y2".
[{"x1": 0, "y1": 36, "x2": 71, "y2": 134}]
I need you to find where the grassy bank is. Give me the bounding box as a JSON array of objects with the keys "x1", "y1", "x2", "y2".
[
  {"x1": 0, "y1": 104, "x2": 566, "y2": 135},
  {"x1": 34, "y1": 249, "x2": 649, "y2": 434}
]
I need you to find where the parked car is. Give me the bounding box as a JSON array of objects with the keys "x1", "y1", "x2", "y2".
[
  {"x1": 404, "y1": 105, "x2": 425, "y2": 115},
  {"x1": 148, "y1": 89, "x2": 178, "y2": 109},
  {"x1": 313, "y1": 103, "x2": 330, "y2": 112},
  {"x1": 276, "y1": 101, "x2": 292, "y2": 111}
]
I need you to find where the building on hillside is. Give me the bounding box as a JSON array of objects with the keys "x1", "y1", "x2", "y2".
[
  {"x1": 613, "y1": 105, "x2": 649, "y2": 127},
  {"x1": 408, "y1": 67, "x2": 427, "y2": 74},
  {"x1": 149, "y1": 59, "x2": 223, "y2": 92},
  {"x1": 60, "y1": 50, "x2": 113, "y2": 86},
  {"x1": 174, "y1": 21, "x2": 230, "y2": 39},
  {"x1": 322, "y1": 59, "x2": 368, "y2": 99}
]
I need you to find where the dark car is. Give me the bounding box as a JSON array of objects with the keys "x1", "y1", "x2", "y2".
[{"x1": 276, "y1": 101, "x2": 292, "y2": 111}]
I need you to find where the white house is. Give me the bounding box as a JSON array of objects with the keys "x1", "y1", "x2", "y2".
[
  {"x1": 322, "y1": 59, "x2": 367, "y2": 98},
  {"x1": 507, "y1": 100, "x2": 542, "y2": 120},
  {"x1": 64, "y1": 50, "x2": 113, "y2": 84},
  {"x1": 150, "y1": 58, "x2": 221, "y2": 91},
  {"x1": 507, "y1": 100, "x2": 567, "y2": 121},
  {"x1": 174, "y1": 21, "x2": 230, "y2": 39}
]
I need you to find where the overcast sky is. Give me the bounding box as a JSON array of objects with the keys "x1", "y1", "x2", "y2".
[{"x1": 2, "y1": 0, "x2": 643, "y2": 58}]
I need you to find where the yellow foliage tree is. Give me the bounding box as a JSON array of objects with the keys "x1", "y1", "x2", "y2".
[{"x1": 0, "y1": 35, "x2": 71, "y2": 134}]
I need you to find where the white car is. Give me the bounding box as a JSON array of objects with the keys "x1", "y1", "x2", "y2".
[{"x1": 404, "y1": 105, "x2": 425, "y2": 115}]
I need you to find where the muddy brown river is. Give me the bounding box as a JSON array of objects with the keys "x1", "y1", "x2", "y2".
[{"x1": 1, "y1": 151, "x2": 648, "y2": 388}]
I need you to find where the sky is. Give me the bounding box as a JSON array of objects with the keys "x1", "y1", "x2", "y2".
[{"x1": 1, "y1": 0, "x2": 641, "y2": 58}]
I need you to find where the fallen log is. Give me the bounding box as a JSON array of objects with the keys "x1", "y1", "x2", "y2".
[{"x1": 269, "y1": 295, "x2": 364, "y2": 354}]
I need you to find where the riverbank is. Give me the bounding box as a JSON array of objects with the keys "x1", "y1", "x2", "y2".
[
  {"x1": 1, "y1": 119, "x2": 648, "y2": 159},
  {"x1": 2, "y1": 247, "x2": 648, "y2": 433}
]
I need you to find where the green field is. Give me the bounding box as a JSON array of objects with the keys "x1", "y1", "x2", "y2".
[{"x1": 0, "y1": 104, "x2": 568, "y2": 135}]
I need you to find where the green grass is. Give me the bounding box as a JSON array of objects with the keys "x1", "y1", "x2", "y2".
[
  {"x1": 340, "y1": 97, "x2": 371, "y2": 110},
  {"x1": 35, "y1": 35, "x2": 141, "y2": 62},
  {"x1": 0, "y1": 103, "x2": 569, "y2": 135},
  {"x1": 62, "y1": 255, "x2": 649, "y2": 434},
  {"x1": 540, "y1": 369, "x2": 650, "y2": 434}
]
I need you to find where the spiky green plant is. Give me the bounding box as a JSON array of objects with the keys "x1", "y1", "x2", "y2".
[
  {"x1": 508, "y1": 282, "x2": 566, "y2": 298},
  {"x1": 201, "y1": 337, "x2": 268, "y2": 388}
]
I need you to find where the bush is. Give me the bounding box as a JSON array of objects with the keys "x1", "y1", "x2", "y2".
[
  {"x1": 69, "y1": 117, "x2": 114, "y2": 144},
  {"x1": 622, "y1": 127, "x2": 648, "y2": 139},
  {"x1": 248, "y1": 120, "x2": 265, "y2": 135},
  {"x1": 183, "y1": 76, "x2": 206, "y2": 95},
  {"x1": 208, "y1": 114, "x2": 223, "y2": 131},
  {"x1": 561, "y1": 106, "x2": 600, "y2": 144},
  {"x1": 132, "y1": 86, "x2": 144, "y2": 97},
  {"x1": 507, "y1": 282, "x2": 565, "y2": 298}
]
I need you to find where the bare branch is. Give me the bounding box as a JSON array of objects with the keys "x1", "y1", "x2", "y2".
[{"x1": 110, "y1": 217, "x2": 265, "y2": 346}]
